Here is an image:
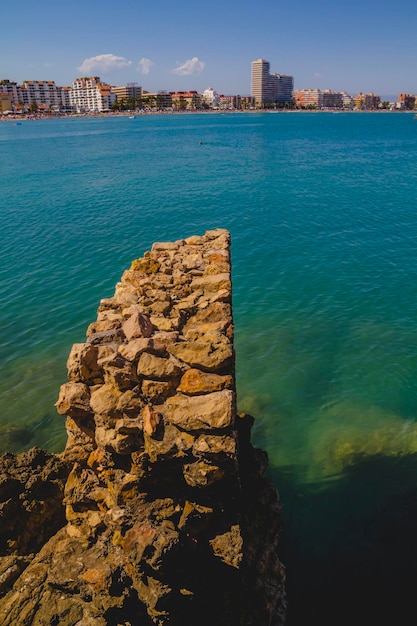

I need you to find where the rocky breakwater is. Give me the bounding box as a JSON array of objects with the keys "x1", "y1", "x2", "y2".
[{"x1": 0, "y1": 228, "x2": 286, "y2": 625}]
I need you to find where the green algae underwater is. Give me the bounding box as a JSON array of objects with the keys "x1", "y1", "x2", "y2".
[{"x1": 236, "y1": 319, "x2": 417, "y2": 626}]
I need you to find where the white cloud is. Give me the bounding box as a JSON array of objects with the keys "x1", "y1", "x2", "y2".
[
  {"x1": 314, "y1": 72, "x2": 323, "y2": 78},
  {"x1": 171, "y1": 57, "x2": 205, "y2": 76},
  {"x1": 77, "y1": 54, "x2": 132, "y2": 75},
  {"x1": 138, "y1": 58, "x2": 154, "y2": 75}
]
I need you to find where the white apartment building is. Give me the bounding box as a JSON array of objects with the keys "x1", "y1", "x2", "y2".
[
  {"x1": 202, "y1": 87, "x2": 220, "y2": 108},
  {"x1": 21, "y1": 81, "x2": 61, "y2": 110},
  {"x1": 251, "y1": 59, "x2": 294, "y2": 107},
  {"x1": 58, "y1": 87, "x2": 72, "y2": 112},
  {"x1": 70, "y1": 77, "x2": 115, "y2": 113},
  {"x1": 1, "y1": 79, "x2": 72, "y2": 112},
  {"x1": 341, "y1": 92, "x2": 354, "y2": 109}
]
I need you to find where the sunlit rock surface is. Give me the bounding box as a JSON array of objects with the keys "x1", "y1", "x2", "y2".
[{"x1": 0, "y1": 229, "x2": 286, "y2": 625}]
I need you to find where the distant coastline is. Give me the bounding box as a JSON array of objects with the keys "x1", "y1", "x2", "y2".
[{"x1": 1, "y1": 108, "x2": 415, "y2": 122}]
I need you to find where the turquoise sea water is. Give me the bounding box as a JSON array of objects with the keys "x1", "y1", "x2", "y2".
[{"x1": 1, "y1": 111, "x2": 417, "y2": 623}]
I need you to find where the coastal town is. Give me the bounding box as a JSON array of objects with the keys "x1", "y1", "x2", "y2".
[{"x1": 1, "y1": 58, "x2": 416, "y2": 117}]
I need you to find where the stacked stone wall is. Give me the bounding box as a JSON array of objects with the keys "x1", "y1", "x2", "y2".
[{"x1": 0, "y1": 229, "x2": 286, "y2": 625}]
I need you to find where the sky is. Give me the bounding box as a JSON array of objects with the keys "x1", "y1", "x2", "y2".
[{"x1": 1, "y1": 0, "x2": 416, "y2": 98}]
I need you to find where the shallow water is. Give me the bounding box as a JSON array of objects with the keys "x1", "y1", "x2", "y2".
[{"x1": 1, "y1": 111, "x2": 417, "y2": 623}]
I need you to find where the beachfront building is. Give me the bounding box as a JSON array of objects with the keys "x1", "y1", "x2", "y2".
[
  {"x1": 0, "y1": 93, "x2": 13, "y2": 113},
  {"x1": 353, "y1": 92, "x2": 381, "y2": 110},
  {"x1": 0, "y1": 79, "x2": 72, "y2": 113},
  {"x1": 0, "y1": 80, "x2": 21, "y2": 108},
  {"x1": 20, "y1": 81, "x2": 62, "y2": 111},
  {"x1": 322, "y1": 90, "x2": 343, "y2": 108},
  {"x1": 397, "y1": 93, "x2": 416, "y2": 110},
  {"x1": 70, "y1": 77, "x2": 116, "y2": 113},
  {"x1": 251, "y1": 59, "x2": 294, "y2": 107},
  {"x1": 293, "y1": 88, "x2": 321, "y2": 108},
  {"x1": 353, "y1": 93, "x2": 365, "y2": 110},
  {"x1": 341, "y1": 92, "x2": 354, "y2": 109},
  {"x1": 363, "y1": 93, "x2": 380, "y2": 110},
  {"x1": 202, "y1": 87, "x2": 220, "y2": 109},
  {"x1": 58, "y1": 87, "x2": 72, "y2": 113},
  {"x1": 240, "y1": 95, "x2": 255, "y2": 109},
  {"x1": 218, "y1": 94, "x2": 241, "y2": 110},
  {"x1": 272, "y1": 74, "x2": 294, "y2": 105},
  {"x1": 141, "y1": 91, "x2": 172, "y2": 109},
  {"x1": 1, "y1": 79, "x2": 60, "y2": 112},
  {"x1": 293, "y1": 88, "x2": 343, "y2": 109},
  {"x1": 251, "y1": 59, "x2": 273, "y2": 106},
  {"x1": 170, "y1": 91, "x2": 202, "y2": 110},
  {"x1": 112, "y1": 83, "x2": 142, "y2": 108}
]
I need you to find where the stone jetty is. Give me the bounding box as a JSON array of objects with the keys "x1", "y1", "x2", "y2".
[{"x1": 0, "y1": 229, "x2": 286, "y2": 625}]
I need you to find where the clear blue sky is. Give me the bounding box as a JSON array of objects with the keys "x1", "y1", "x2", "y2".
[{"x1": 1, "y1": 0, "x2": 416, "y2": 97}]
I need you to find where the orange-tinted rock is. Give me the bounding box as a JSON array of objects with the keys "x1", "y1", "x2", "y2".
[
  {"x1": 89, "y1": 383, "x2": 122, "y2": 418},
  {"x1": 66, "y1": 343, "x2": 101, "y2": 384},
  {"x1": 164, "y1": 390, "x2": 234, "y2": 431},
  {"x1": 142, "y1": 405, "x2": 162, "y2": 436},
  {"x1": 167, "y1": 334, "x2": 233, "y2": 371},
  {"x1": 55, "y1": 382, "x2": 91, "y2": 418},
  {"x1": 130, "y1": 257, "x2": 160, "y2": 274},
  {"x1": 122, "y1": 311, "x2": 154, "y2": 340},
  {"x1": 177, "y1": 368, "x2": 232, "y2": 395},
  {"x1": 137, "y1": 352, "x2": 182, "y2": 380}
]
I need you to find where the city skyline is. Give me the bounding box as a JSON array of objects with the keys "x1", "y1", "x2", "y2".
[{"x1": 1, "y1": 0, "x2": 416, "y2": 98}]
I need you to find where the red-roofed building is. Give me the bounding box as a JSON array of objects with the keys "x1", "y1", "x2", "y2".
[{"x1": 170, "y1": 91, "x2": 202, "y2": 110}]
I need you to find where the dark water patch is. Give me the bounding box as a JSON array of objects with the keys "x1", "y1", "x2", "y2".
[
  {"x1": 271, "y1": 453, "x2": 417, "y2": 626},
  {"x1": 0, "y1": 412, "x2": 62, "y2": 455},
  {"x1": 0, "y1": 424, "x2": 34, "y2": 453}
]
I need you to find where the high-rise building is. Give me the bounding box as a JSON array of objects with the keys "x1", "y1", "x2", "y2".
[
  {"x1": 251, "y1": 59, "x2": 293, "y2": 107},
  {"x1": 251, "y1": 59, "x2": 272, "y2": 106},
  {"x1": 272, "y1": 74, "x2": 294, "y2": 105}
]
